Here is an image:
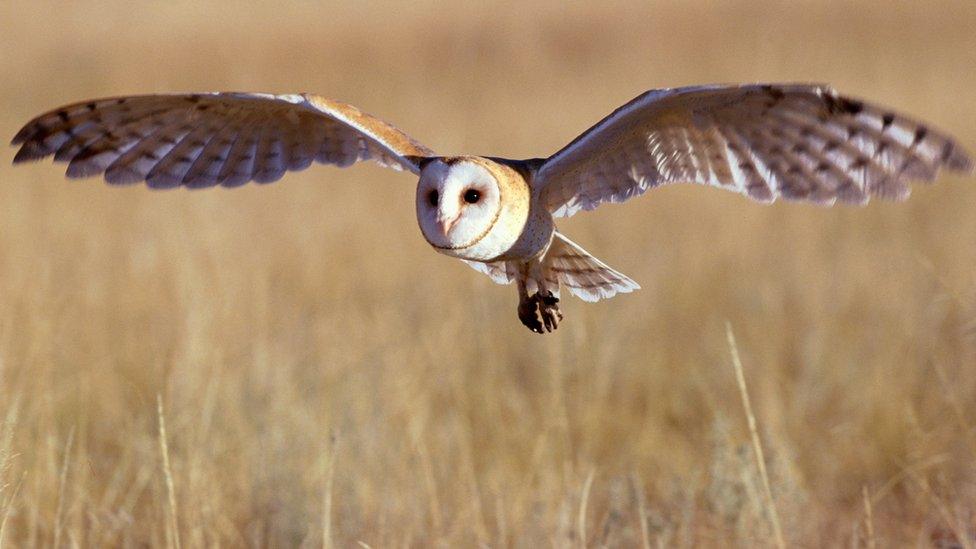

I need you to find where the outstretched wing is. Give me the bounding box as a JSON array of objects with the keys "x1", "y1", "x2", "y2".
[
  {"x1": 535, "y1": 84, "x2": 973, "y2": 217},
  {"x1": 12, "y1": 92, "x2": 435, "y2": 188}
]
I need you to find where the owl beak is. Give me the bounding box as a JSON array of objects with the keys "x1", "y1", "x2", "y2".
[{"x1": 438, "y1": 214, "x2": 461, "y2": 235}]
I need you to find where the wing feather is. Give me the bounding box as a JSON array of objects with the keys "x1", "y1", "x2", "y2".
[
  {"x1": 283, "y1": 116, "x2": 316, "y2": 172},
  {"x1": 12, "y1": 92, "x2": 435, "y2": 188},
  {"x1": 180, "y1": 114, "x2": 245, "y2": 188},
  {"x1": 536, "y1": 84, "x2": 973, "y2": 216},
  {"x1": 103, "y1": 115, "x2": 193, "y2": 185},
  {"x1": 147, "y1": 118, "x2": 222, "y2": 188},
  {"x1": 218, "y1": 111, "x2": 262, "y2": 188},
  {"x1": 252, "y1": 117, "x2": 285, "y2": 184}
]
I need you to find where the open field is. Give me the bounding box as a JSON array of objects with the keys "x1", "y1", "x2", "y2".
[{"x1": 1, "y1": 1, "x2": 975, "y2": 546}]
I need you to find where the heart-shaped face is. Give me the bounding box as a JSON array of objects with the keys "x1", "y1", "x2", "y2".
[{"x1": 416, "y1": 157, "x2": 532, "y2": 261}]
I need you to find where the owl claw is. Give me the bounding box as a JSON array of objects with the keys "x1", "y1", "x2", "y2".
[
  {"x1": 518, "y1": 299, "x2": 543, "y2": 333},
  {"x1": 518, "y1": 291, "x2": 562, "y2": 334}
]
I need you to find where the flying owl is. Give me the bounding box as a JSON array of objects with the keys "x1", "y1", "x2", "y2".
[{"x1": 11, "y1": 84, "x2": 973, "y2": 333}]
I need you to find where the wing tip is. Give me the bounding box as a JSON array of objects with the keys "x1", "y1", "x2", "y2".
[
  {"x1": 12, "y1": 144, "x2": 50, "y2": 164},
  {"x1": 11, "y1": 122, "x2": 39, "y2": 146},
  {"x1": 104, "y1": 167, "x2": 146, "y2": 186},
  {"x1": 946, "y1": 146, "x2": 975, "y2": 175},
  {"x1": 65, "y1": 163, "x2": 103, "y2": 180},
  {"x1": 11, "y1": 122, "x2": 50, "y2": 162}
]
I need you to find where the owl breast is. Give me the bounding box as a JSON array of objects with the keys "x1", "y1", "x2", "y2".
[{"x1": 477, "y1": 197, "x2": 554, "y2": 262}]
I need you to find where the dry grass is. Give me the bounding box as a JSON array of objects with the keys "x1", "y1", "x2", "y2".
[{"x1": 1, "y1": 1, "x2": 975, "y2": 546}]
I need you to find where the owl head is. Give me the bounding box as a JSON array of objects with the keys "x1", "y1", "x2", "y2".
[{"x1": 416, "y1": 157, "x2": 529, "y2": 260}]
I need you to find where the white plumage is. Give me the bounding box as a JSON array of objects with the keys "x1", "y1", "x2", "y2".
[
  {"x1": 537, "y1": 85, "x2": 971, "y2": 217},
  {"x1": 12, "y1": 84, "x2": 973, "y2": 333},
  {"x1": 12, "y1": 93, "x2": 432, "y2": 187}
]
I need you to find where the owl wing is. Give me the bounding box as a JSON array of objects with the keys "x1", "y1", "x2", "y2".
[
  {"x1": 12, "y1": 92, "x2": 435, "y2": 188},
  {"x1": 534, "y1": 84, "x2": 973, "y2": 217}
]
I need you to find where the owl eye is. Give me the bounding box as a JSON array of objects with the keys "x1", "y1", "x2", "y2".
[
  {"x1": 463, "y1": 188, "x2": 481, "y2": 204},
  {"x1": 428, "y1": 189, "x2": 439, "y2": 207}
]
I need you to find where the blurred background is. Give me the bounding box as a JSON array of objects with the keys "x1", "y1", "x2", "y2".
[{"x1": 0, "y1": 1, "x2": 974, "y2": 546}]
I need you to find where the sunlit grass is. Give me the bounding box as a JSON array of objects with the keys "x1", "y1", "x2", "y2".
[{"x1": 0, "y1": 1, "x2": 974, "y2": 546}]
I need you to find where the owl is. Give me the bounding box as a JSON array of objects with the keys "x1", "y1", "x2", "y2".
[{"x1": 12, "y1": 84, "x2": 973, "y2": 333}]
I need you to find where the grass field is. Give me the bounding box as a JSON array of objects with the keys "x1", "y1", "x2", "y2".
[{"x1": 1, "y1": 1, "x2": 975, "y2": 546}]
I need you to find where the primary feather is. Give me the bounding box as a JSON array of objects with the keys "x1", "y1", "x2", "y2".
[
  {"x1": 536, "y1": 84, "x2": 973, "y2": 217},
  {"x1": 12, "y1": 92, "x2": 435, "y2": 188}
]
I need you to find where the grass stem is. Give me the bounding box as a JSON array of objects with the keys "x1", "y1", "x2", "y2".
[
  {"x1": 726, "y1": 322, "x2": 785, "y2": 549},
  {"x1": 157, "y1": 395, "x2": 181, "y2": 549}
]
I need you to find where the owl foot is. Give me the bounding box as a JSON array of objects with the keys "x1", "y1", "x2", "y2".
[{"x1": 518, "y1": 291, "x2": 563, "y2": 334}]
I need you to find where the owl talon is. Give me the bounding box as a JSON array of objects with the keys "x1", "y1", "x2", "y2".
[
  {"x1": 518, "y1": 299, "x2": 544, "y2": 333},
  {"x1": 538, "y1": 291, "x2": 562, "y2": 332},
  {"x1": 518, "y1": 291, "x2": 561, "y2": 334}
]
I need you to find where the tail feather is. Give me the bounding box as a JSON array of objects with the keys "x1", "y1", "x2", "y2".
[{"x1": 545, "y1": 232, "x2": 640, "y2": 302}]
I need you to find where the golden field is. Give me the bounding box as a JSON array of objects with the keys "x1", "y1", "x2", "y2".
[{"x1": 1, "y1": 1, "x2": 975, "y2": 546}]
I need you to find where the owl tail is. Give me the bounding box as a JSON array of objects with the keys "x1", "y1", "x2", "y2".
[{"x1": 544, "y1": 232, "x2": 640, "y2": 302}]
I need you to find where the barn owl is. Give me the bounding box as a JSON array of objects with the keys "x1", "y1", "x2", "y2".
[{"x1": 12, "y1": 84, "x2": 973, "y2": 333}]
